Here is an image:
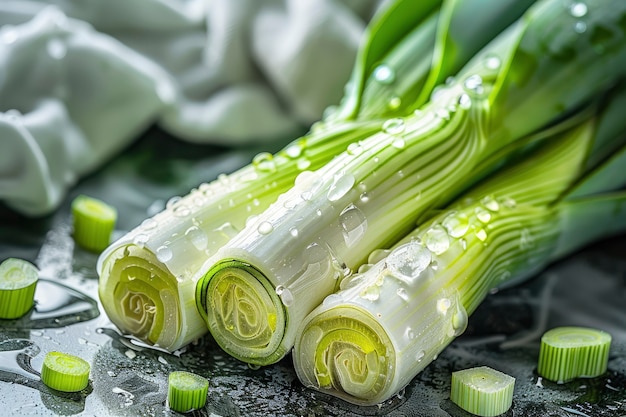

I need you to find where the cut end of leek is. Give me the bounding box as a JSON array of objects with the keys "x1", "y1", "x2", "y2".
[
  {"x1": 294, "y1": 306, "x2": 394, "y2": 405},
  {"x1": 98, "y1": 245, "x2": 182, "y2": 349},
  {"x1": 537, "y1": 326, "x2": 611, "y2": 383},
  {"x1": 168, "y1": 371, "x2": 209, "y2": 413},
  {"x1": 196, "y1": 259, "x2": 286, "y2": 365},
  {"x1": 450, "y1": 366, "x2": 515, "y2": 417},
  {"x1": 72, "y1": 195, "x2": 117, "y2": 253},
  {"x1": 41, "y1": 351, "x2": 90, "y2": 392},
  {"x1": 0, "y1": 258, "x2": 39, "y2": 319}
]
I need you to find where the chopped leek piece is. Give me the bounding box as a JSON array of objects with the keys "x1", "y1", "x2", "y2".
[
  {"x1": 537, "y1": 326, "x2": 612, "y2": 383},
  {"x1": 201, "y1": 0, "x2": 626, "y2": 367},
  {"x1": 41, "y1": 351, "x2": 90, "y2": 392},
  {"x1": 450, "y1": 366, "x2": 515, "y2": 417},
  {"x1": 72, "y1": 195, "x2": 117, "y2": 253},
  {"x1": 167, "y1": 371, "x2": 209, "y2": 413},
  {"x1": 0, "y1": 258, "x2": 39, "y2": 319}
]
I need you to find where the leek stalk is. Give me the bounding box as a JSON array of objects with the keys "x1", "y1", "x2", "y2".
[
  {"x1": 197, "y1": 0, "x2": 626, "y2": 366},
  {"x1": 97, "y1": 0, "x2": 531, "y2": 351},
  {"x1": 292, "y1": 84, "x2": 626, "y2": 405}
]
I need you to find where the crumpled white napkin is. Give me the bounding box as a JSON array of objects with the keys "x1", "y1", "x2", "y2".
[{"x1": 0, "y1": 0, "x2": 383, "y2": 216}]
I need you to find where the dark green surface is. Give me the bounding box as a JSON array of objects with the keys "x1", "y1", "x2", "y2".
[{"x1": 0, "y1": 128, "x2": 625, "y2": 416}]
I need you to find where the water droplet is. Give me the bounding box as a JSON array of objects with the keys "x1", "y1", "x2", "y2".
[
  {"x1": 388, "y1": 96, "x2": 402, "y2": 110},
  {"x1": 460, "y1": 238, "x2": 467, "y2": 250},
  {"x1": 483, "y1": 53, "x2": 501, "y2": 70},
  {"x1": 360, "y1": 285, "x2": 380, "y2": 301},
  {"x1": 327, "y1": 173, "x2": 355, "y2": 202},
  {"x1": 451, "y1": 303, "x2": 468, "y2": 336},
  {"x1": 253, "y1": 152, "x2": 277, "y2": 172},
  {"x1": 285, "y1": 143, "x2": 303, "y2": 158},
  {"x1": 424, "y1": 225, "x2": 450, "y2": 255},
  {"x1": 481, "y1": 195, "x2": 500, "y2": 212},
  {"x1": 416, "y1": 350, "x2": 425, "y2": 362},
  {"x1": 359, "y1": 192, "x2": 369, "y2": 203},
  {"x1": 396, "y1": 287, "x2": 409, "y2": 302},
  {"x1": 316, "y1": 209, "x2": 323, "y2": 216},
  {"x1": 463, "y1": 74, "x2": 484, "y2": 95},
  {"x1": 475, "y1": 206, "x2": 491, "y2": 223},
  {"x1": 386, "y1": 241, "x2": 431, "y2": 283},
  {"x1": 46, "y1": 38, "x2": 66, "y2": 60},
  {"x1": 300, "y1": 191, "x2": 312, "y2": 201},
  {"x1": 215, "y1": 222, "x2": 239, "y2": 239},
  {"x1": 185, "y1": 226, "x2": 208, "y2": 251},
  {"x1": 501, "y1": 197, "x2": 517, "y2": 208},
  {"x1": 140, "y1": 218, "x2": 157, "y2": 230},
  {"x1": 339, "y1": 204, "x2": 367, "y2": 248},
  {"x1": 405, "y1": 327, "x2": 415, "y2": 340},
  {"x1": 257, "y1": 221, "x2": 274, "y2": 235},
  {"x1": 156, "y1": 246, "x2": 172, "y2": 263},
  {"x1": 437, "y1": 298, "x2": 451, "y2": 315},
  {"x1": 279, "y1": 288, "x2": 294, "y2": 306},
  {"x1": 347, "y1": 142, "x2": 364, "y2": 155},
  {"x1": 368, "y1": 249, "x2": 391, "y2": 264},
  {"x1": 297, "y1": 158, "x2": 311, "y2": 170},
  {"x1": 173, "y1": 205, "x2": 191, "y2": 217},
  {"x1": 383, "y1": 118, "x2": 405, "y2": 135},
  {"x1": 458, "y1": 93, "x2": 471, "y2": 109},
  {"x1": 373, "y1": 65, "x2": 395, "y2": 84},
  {"x1": 569, "y1": 2, "x2": 588, "y2": 17},
  {"x1": 133, "y1": 234, "x2": 149, "y2": 247},
  {"x1": 475, "y1": 228, "x2": 487, "y2": 242},
  {"x1": 392, "y1": 138, "x2": 406, "y2": 149},
  {"x1": 574, "y1": 21, "x2": 587, "y2": 33},
  {"x1": 166, "y1": 196, "x2": 182, "y2": 210},
  {"x1": 442, "y1": 212, "x2": 469, "y2": 238},
  {"x1": 289, "y1": 227, "x2": 299, "y2": 238}
]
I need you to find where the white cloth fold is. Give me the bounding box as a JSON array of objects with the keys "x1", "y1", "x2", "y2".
[{"x1": 0, "y1": 0, "x2": 383, "y2": 216}]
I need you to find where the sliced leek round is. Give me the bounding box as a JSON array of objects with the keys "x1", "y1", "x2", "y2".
[
  {"x1": 168, "y1": 371, "x2": 209, "y2": 413},
  {"x1": 72, "y1": 195, "x2": 117, "y2": 253},
  {"x1": 0, "y1": 258, "x2": 39, "y2": 319},
  {"x1": 41, "y1": 351, "x2": 90, "y2": 392},
  {"x1": 450, "y1": 366, "x2": 515, "y2": 417},
  {"x1": 537, "y1": 326, "x2": 611, "y2": 383}
]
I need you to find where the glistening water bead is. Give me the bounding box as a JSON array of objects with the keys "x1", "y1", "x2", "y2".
[
  {"x1": 424, "y1": 225, "x2": 450, "y2": 255},
  {"x1": 373, "y1": 65, "x2": 396, "y2": 84},
  {"x1": 327, "y1": 173, "x2": 355, "y2": 202},
  {"x1": 386, "y1": 241, "x2": 431, "y2": 283},
  {"x1": 382, "y1": 118, "x2": 405, "y2": 135}
]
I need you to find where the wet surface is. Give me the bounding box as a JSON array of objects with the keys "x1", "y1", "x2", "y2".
[{"x1": 1, "y1": 127, "x2": 625, "y2": 416}]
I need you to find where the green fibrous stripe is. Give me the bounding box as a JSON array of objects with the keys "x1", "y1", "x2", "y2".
[
  {"x1": 295, "y1": 306, "x2": 393, "y2": 402},
  {"x1": 167, "y1": 371, "x2": 209, "y2": 413},
  {"x1": 98, "y1": 245, "x2": 182, "y2": 349},
  {"x1": 41, "y1": 351, "x2": 90, "y2": 392},
  {"x1": 196, "y1": 260, "x2": 286, "y2": 365},
  {"x1": 0, "y1": 258, "x2": 39, "y2": 319},
  {"x1": 450, "y1": 366, "x2": 515, "y2": 417},
  {"x1": 72, "y1": 195, "x2": 117, "y2": 253},
  {"x1": 537, "y1": 326, "x2": 612, "y2": 383}
]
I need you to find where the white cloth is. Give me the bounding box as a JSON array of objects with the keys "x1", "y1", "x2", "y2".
[{"x1": 0, "y1": 0, "x2": 383, "y2": 216}]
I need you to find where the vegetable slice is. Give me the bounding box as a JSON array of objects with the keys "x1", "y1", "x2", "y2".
[
  {"x1": 537, "y1": 326, "x2": 612, "y2": 383},
  {"x1": 72, "y1": 195, "x2": 117, "y2": 253},
  {"x1": 167, "y1": 371, "x2": 209, "y2": 413},
  {"x1": 41, "y1": 351, "x2": 90, "y2": 392},
  {"x1": 450, "y1": 366, "x2": 515, "y2": 417},
  {"x1": 0, "y1": 258, "x2": 39, "y2": 319}
]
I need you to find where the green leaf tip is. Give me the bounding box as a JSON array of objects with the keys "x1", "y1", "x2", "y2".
[
  {"x1": 0, "y1": 258, "x2": 39, "y2": 319},
  {"x1": 41, "y1": 351, "x2": 90, "y2": 392},
  {"x1": 168, "y1": 371, "x2": 209, "y2": 413},
  {"x1": 538, "y1": 326, "x2": 611, "y2": 383},
  {"x1": 451, "y1": 366, "x2": 515, "y2": 417}
]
